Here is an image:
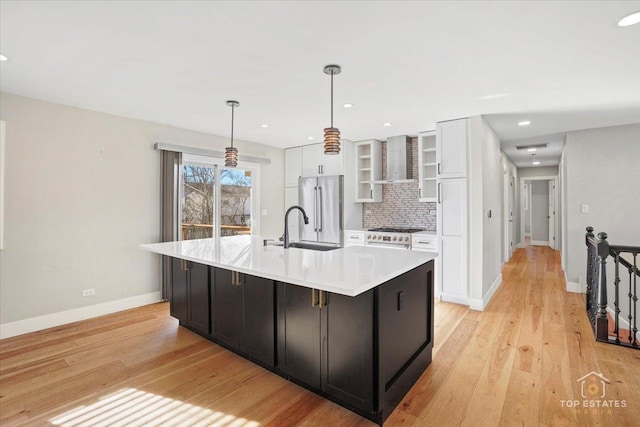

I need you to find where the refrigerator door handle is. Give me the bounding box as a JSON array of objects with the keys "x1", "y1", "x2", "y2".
[
  {"x1": 317, "y1": 186, "x2": 323, "y2": 232},
  {"x1": 314, "y1": 186, "x2": 319, "y2": 232}
]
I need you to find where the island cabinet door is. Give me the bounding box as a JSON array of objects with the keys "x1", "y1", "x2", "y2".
[
  {"x1": 321, "y1": 290, "x2": 375, "y2": 413},
  {"x1": 187, "y1": 261, "x2": 211, "y2": 335},
  {"x1": 212, "y1": 268, "x2": 242, "y2": 348},
  {"x1": 276, "y1": 282, "x2": 322, "y2": 389},
  {"x1": 170, "y1": 258, "x2": 188, "y2": 323},
  {"x1": 240, "y1": 274, "x2": 275, "y2": 366}
]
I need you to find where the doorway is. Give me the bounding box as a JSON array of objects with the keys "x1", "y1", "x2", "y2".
[
  {"x1": 503, "y1": 169, "x2": 516, "y2": 262},
  {"x1": 520, "y1": 176, "x2": 558, "y2": 249}
]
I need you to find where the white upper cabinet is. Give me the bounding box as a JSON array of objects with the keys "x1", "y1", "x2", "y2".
[
  {"x1": 354, "y1": 140, "x2": 382, "y2": 202},
  {"x1": 436, "y1": 118, "x2": 468, "y2": 178},
  {"x1": 417, "y1": 131, "x2": 437, "y2": 202},
  {"x1": 301, "y1": 143, "x2": 344, "y2": 177},
  {"x1": 284, "y1": 146, "x2": 303, "y2": 187}
]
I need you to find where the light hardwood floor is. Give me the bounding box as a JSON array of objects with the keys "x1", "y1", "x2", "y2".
[{"x1": 1, "y1": 246, "x2": 639, "y2": 426}]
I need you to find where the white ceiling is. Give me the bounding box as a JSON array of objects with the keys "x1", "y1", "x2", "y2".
[{"x1": 1, "y1": 1, "x2": 640, "y2": 167}]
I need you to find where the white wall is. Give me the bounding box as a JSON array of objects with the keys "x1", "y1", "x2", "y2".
[
  {"x1": 0, "y1": 93, "x2": 284, "y2": 328},
  {"x1": 467, "y1": 116, "x2": 503, "y2": 309},
  {"x1": 564, "y1": 123, "x2": 640, "y2": 288}
]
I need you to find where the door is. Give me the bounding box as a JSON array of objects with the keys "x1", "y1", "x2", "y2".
[
  {"x1": 277, "y1": 283, "x2": 321, "y2": 388},
  {"x1": 436, "y1": 119, "x2": 467, "y2": 178},
  {"x1": 321, "y1": 150, "x2": 344, "y2": 175},
  {"x1": 508, "y1": 174, "x2": 515, "y2": 258},
  {"x1": 322, "y1": 290, "x2": 374, "y2": 412},
  {"x1": 241, "y1": 274, "x2": 275, "y2": 366},
  {"x1": 299, "y1": 177, "x2": 318, "y2": 242},
  {"x1": 438, "y1": 178, "x2": 467, "y2": 303},
  {"x1": 170, "y1": 258, "x2": 188, "y2": 323},
  {"x1": 220, "y1": 168, "x2": 253, "y2": 237},
  {"x1": 548, "y1": 180, "x2": 556, "y2": 249},
  {"x1": 188, "y1": 261, "x2": 211, "y2": 334},
  {"x1": 284, "y1": 147, "x2": 303, "y2": 187},
  {"x1": 301, "y1": 143, "x2": 323, "y2": 177},
  {"x1": 317, "y1": 175, "x2": 343, "y2": 245},
  {"x1": 212, "y1": 268, "x2": 242, "y2": 347}
]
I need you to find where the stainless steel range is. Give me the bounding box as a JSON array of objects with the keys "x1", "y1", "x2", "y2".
[{"x1": 366, "y1": 227, "x2": 425, "y2": 249}]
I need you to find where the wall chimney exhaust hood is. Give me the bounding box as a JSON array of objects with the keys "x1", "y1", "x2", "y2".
[{"x1": 373, "y1": 135, "x2": 416, "y2": 184}]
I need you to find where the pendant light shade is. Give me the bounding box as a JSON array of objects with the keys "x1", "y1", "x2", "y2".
[
  {"x1": 323, "y1": 65, "x2": 341, "y2": 155},
  {"x1": 225, "y1": 100, "x2": 239, "y2": 168}
]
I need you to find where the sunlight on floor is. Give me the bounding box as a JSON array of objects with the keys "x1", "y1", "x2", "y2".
[{"x1": 48, "y1": 387, "x2": 260, "y2": 427}]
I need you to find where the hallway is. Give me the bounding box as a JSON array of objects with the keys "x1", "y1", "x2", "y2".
[
  {"x1": 1, "y1": 247, "x2": 639, "y2": 426},
  {"x1": 405, "y1": 245, "x2": 640, "y2": 426}
]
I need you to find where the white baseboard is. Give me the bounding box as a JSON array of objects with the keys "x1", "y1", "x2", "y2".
[
  {"x1": 524, "y1": 233, "x2": 531, "y2": 237},
  {"x1": 566, "y1": 281, "x2": 583, "y2": 293},
  {"x1": 530, "y1": 240, "x2": 549, "y2": 246},
  {"x1": 469, "y1": 274, "x2": 503, "y2": 311},
  {"x1": 0, "y1": 292, "x2": 163, "y2": 340},
  {"x1": 516, "y1": 243, "x2": 525, "y2": 248},
  {"x1": 440, "y1": 293, "x2": 469, "y2": 306},
  {"x1": 606, "y1": 307, "x2": 640, "y2": 341}
]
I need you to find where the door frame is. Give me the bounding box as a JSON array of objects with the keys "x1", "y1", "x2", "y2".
[
  {"x1": 502, "y1": 167, "x2": 515, "y2": 262},
  {"x1": 519, "y1": 175, "x2": 558, "y2": 248}
]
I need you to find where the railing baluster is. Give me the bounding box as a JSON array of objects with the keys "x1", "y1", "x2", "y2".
[
  {"x1": 614, "y1": 251, "x2": 620, "y2": 344},
  {"x1": 586, "y1": 226, "x2": 595, "y2": 313},
  {"x1": 633, "y1": 253, "x2": 638, "y2": 347},
  {"x1": 595, "y1": 232, "x2": 610, "y2": 342}
]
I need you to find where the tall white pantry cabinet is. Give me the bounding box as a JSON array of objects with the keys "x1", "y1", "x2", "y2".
[{"x1": 436, "y1": 118, "x2": 468, "y2": 305}]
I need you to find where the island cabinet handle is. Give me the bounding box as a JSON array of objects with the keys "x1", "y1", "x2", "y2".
[
  {"x1": 319, "y1": 290, "x2": 327, "y2": 307},
  {"x1": 231, "y1": 271, "x2": 242, "y2": 286},
  {"x1": 180, "y1": 259, "x2": 189, "y2": 271},
  {"x1": 311, "y1": 289, "x2": 319, "y2": 307}
]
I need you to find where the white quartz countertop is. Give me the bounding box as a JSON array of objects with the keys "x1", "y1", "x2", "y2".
[{"x1": 140, "y1": 236, "x2": 437, "y2": 297}]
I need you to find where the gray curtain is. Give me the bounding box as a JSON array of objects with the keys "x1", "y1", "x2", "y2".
[{"x1": 160, "y1": 150, "x2": 182, "y2": 300}]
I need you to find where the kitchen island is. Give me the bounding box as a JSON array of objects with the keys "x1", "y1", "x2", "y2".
[{"x1": 140, "y1": 236, "x2": 437, "y2": 425}]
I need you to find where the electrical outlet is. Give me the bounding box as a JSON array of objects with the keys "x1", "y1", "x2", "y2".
[
  {"x1": 581, "y1": 204, "x2": 589, "y2": 214},
  {"x1": 365, "y1": 209, "x2": 372, "y2": 215},
  {"x1": 82, "y1": 289, "x2": 95, "y2": 297}
]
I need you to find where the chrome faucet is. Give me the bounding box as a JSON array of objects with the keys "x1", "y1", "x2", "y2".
[{"x1": 284, "y1": 205, "x2": 309, "y2": 248}]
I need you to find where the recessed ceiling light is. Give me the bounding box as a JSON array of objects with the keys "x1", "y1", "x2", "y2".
[
  {"x1": 618, "y1": 11, "x2": 640, "y2": 27},
  {"x1": 308, "y1": 136, "x2": 314, "y2": 140},
  {"x1": 383, "y1": 122, "x2": 392, "y2": 127},
  {"x1": 527, "y1": 148, "x2": 537, "y2": 152},
  {"x1": 518, "y1": 120, "x2": 531, "y2": 126},
  {"x1": 261, "y1": 124, "x2": 268, "y2": 128},
  {"x1": 0, "y1": 54, "x2": 8, "y2": 61},
  {"x1": 343, "y1": 103, "x2": 353, "y2": 108},
  {"x1": 533, "y1": 161, "x2": 540, "y2": 165}
]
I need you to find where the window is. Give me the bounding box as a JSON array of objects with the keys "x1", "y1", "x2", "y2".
[{"x1": 181, "y1": 154, "x2": 260, "y2": 241}]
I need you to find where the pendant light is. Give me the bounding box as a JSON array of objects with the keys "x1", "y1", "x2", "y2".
[
  {"x1": 225, "y1": 100, "x2": 240, "y2": 168},
  {"x1": 323, "y1": 64, "x2": 341, "y2": 155}
]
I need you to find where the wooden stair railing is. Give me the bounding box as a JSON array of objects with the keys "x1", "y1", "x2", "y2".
[{"x1": 585, "y1": 226, "x2": 639, "y2": 349}]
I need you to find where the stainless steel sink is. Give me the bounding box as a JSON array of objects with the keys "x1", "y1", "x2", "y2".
[{"x1": 288, "y1": 242, "x2": 341, "y2": 251}]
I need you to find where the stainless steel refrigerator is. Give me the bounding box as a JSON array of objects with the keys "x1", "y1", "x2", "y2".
[{"x1": 298, "y1": 175, "x2": 344, "y2": 245}]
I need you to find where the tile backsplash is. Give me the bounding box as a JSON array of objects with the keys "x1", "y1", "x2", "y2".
[{"x1": 362, "y1": 137, "x2": 437, "y2": 231}]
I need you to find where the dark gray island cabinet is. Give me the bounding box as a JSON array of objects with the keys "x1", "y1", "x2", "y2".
[{"x1": 167, "y1": 257, "x2": 434, "y2": 425}]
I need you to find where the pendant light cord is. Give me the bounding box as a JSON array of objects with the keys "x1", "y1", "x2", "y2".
[
  {"x1": 230, "y1": 104, "x2": 235, "y2": 149},
  {"x1": 330, "y1": 71, "x2": 334, "y2": 128}
]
